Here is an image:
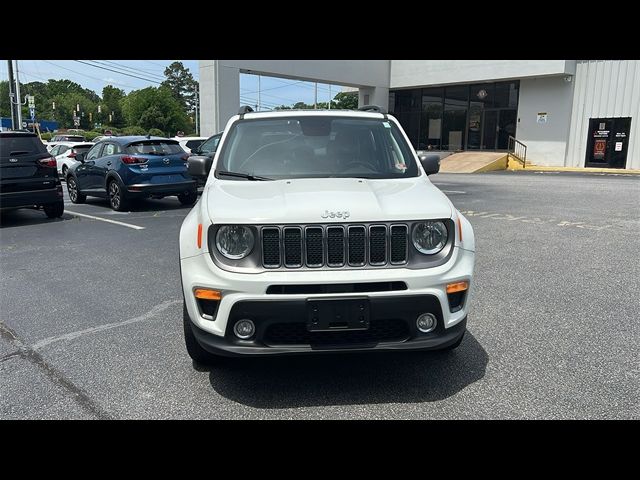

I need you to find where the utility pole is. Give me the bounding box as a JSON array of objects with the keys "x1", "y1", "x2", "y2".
[
  {"x1": 7, "y1": 60, "x2": 17, "y2": 129},
  {"x1": 14, "y1": 60, "x2": 24, "y2": 129},
  {"x1": 195, "y1": 86, "x2": 199, "y2": 136},
  {"x1": 328, "y1": 84, "x2": 331, "y2": 110},
  {"x1": 314, "y1": 82, "x2": 318, "y2": 109},
  {"x1": 258, "y1": 75, "x2": 261, "y2": 112}
]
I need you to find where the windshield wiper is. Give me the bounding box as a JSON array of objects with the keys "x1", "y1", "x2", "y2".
[{"x1": 218, "y1": 171, "x2": 272, "y2": 181}]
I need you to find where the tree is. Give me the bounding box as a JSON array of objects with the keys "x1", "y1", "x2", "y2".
[
  {"x1": 332, "y1": 92, "x2": 358, "y2": 109},
  {"x1": 161, "y1": 61, "x2": 198, "y2": 115},
  {"x1": 101, "y1": 85, "x2": 126, "y2": 128},
  {"x1": 121, "y1": 86, "x2": 190, "y2": 136}
]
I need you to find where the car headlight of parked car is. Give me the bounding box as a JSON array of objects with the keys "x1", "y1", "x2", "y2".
[
  {"x1": 215, "y1": 225, "x2": 255, "y2": 259},
  {"x1": 412, "y1": 221, "x2": 448, "y2": 255}
]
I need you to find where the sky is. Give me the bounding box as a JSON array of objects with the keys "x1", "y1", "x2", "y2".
[{"x1": 0, "y1": 60, "x2": 344, "y2": 110}]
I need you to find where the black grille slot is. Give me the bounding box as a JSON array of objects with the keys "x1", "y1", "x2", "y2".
[
  {"x1": 369, "y1": 226, "x2": 387, "y2": 265},
  {"x1": 326, "y1": 226, "x2": 345, "y2": 266},
  {"x1": 266, "y1": 282, "x2": 407, "y2": 294},
  {"x1": 390, "y1": 225, "x2": 408, "y2": 264},
  {"x1": 305, "y1": 227, "x2": 323, "y2": 266},
  {"x1": 283, "y1": 227, "x2": 302, "y2": 267},
  {"x1": 348, "y1": 226, "x2": 366, "y2": 266},
  {"x1": 262, "y1": 228, "x2": 280, "y2": 267},
  {"x1": 264, "y1": 319, "x2": 410, "y2": 346}
]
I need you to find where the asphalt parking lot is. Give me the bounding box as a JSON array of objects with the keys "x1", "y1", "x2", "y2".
[{"x1": 1, "y1": 170, "x2": 638, "y2": 419}]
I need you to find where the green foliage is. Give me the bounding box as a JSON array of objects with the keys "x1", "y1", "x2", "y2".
[
  {"x1": 84, "y1": 131, "x2": 105, "y2": 140},
  {"x1": 147, "y1": 128, "x2": 165, "y2": 137},
  {"x1": 0, "y1": 81, "x2": 10, "y2": 118},
  {"x1": 161, "y1": 61, "x2": 198, "y2": 114},
  {"x1": 101, "y1": 85, "x2": 125, "y2": 128},
  {"x1": 332, "y1": 91, "x2": 358, "y2": 109},
  {"x1": 40, "y1": 132, "x2": 52, "y2": 141},
  {"x1": 121, "y1": 86, "x2": 189, "y2": 137},
  {"x1": 121, "y1": 126, "x2": 147, "y2": 136}
]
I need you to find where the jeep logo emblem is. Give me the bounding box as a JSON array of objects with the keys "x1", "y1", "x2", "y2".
[{"x1": 321, "y1": 210, "x2": 350, "y2": 220}]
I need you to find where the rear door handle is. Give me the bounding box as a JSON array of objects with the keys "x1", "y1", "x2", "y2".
[{"x1": 106, "y1": 161, "x2": 112, "y2": 166}]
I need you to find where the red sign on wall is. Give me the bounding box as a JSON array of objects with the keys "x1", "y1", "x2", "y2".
[{"x1": 593, "y1": 139, "x2": 606, "y2": 160}]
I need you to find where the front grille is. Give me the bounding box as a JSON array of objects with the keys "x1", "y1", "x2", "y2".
[
  {"x1": 260, "y1": 224, "x2": 408, "y2": 269},
  {"x1": 264, "y1": 319, "x2": 410, "y2": 346}
]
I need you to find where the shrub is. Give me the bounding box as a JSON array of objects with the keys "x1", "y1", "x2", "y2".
[
  {"x1": 84, "y1": 131, "x2": 104, "y2": 140},
  {"x1": 121, "y1": 126, "x2": 146, "y2": 136},
  {"x1": 147, "y1": 128, "x2": 165, "y2": 137},
  {"x1": 40, "y1": 132, "x2": 52, "y2": 141}
]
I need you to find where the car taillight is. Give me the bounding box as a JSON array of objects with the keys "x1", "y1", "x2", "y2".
[
  {"x1": 68, "y1": 152, "x2": 77, "y2": 158},
  {"x1": 39, "y1": 157, "x2": 56, "y2": 167},
  {"x1": 122, "y1": 155, "x2": 147, "y2": 164}
]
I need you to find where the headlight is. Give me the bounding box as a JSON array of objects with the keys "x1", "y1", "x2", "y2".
[
  {"x1": 215, "y1": 225, "x2": 254, "y2": 259},
  {"x1": 412, "y1": 221, "x2": 447, "y2": 255}
]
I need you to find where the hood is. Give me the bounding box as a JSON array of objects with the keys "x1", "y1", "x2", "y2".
[{"x1": 205, "y1": 177, "x2": 453, "y2": 224}]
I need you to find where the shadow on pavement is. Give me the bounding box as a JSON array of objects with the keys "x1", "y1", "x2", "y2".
[
  {"x1": 79, "y1": 196, "x2": 194, "y2": 213},
  {"x1": 206, "y1": 332, "x2": 488, "y2": 409},
  {"x1": 0, "y1": 208, "x2": 71, "y2": 229}
]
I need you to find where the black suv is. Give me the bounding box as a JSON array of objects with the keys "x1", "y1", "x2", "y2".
[
  {"x1": 0, "y1": 131, "x2": 64, "y2": 218},
  {"x1": 187, "y1": 132, "x2": 221, "y2": 187}
]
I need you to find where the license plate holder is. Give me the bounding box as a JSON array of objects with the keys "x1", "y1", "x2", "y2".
[{"x1": 306, "y1": 297, "x2": 370, "y2": 332}]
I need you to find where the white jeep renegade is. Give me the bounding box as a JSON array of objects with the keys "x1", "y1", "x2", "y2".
[{"x1": 179, "y1": 106, "x2": 475, "y2": 364}]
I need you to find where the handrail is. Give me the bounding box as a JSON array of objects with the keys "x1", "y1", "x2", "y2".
[{"x1": 508, "y1": 136, "x2": 527, "y2": 168}]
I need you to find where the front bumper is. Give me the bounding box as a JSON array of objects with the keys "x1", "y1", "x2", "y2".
[
  {"x1": 126, "y1": 180, "x2": 196, "y2": 197},
  {"x1": 181, "y1": 245, "x2": 475, "y2": 354}
]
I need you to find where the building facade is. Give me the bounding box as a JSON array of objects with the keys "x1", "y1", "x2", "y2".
[{"x1": 199, "y1": 60, "x2": 639, "y2": 170}]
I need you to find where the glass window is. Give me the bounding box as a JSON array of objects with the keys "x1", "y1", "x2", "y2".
[
  {"x1": 126, "y1": 141, "x2": 182, "y2": 155},
  {"x1": 445, "y1": 85, "x2": 469, "y2": 107},
  {"x1": 442, "y1": 107, "x2": 467, "y2": 151},
  {"x1": 198, "y1": 134, "x2": 221, "y2": 154},
  {"x1": 186, "y1": 140, "x2": 204, "y2": 151},
  {"x1": 0, "y1": 135, "x2": 47, "y2": 157},
  {"x1": 420, "y1": 87, "x2": 444, "y2": 150},
  {"x1": 216, "y1": 116, "x2": 420, "y2": 180},
  {"x1": 49, "y1": 145, "x2": 60, "y2": 156},
  {"x1": 58, "y1": 145, "x2": 69, "y2": 155},
  {"x1": 86, "y1": 144, "x2": 103, "y2": 160},
  {"x1": 103, "y1": 143, "x2": 117, "y2": 156},
  {"x1": 494, "y1": 81, "x2": 519, "y2": 108},
  {"x1": 393, "y1": 89, "x2": 421, "y2": 113},
  {"x1": 470, "y1": 83, "x2": 495, "y2": 108}
]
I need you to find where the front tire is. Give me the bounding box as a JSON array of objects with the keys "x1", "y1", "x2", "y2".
[
  {"x1": 67, "y1": 177, "x2": 86, "y2": 204},
  {"x1": 178, "y1": 190, "x2": 197, "y2": 206},
  {"x1": 108, "y1": 179, "x2": 128, "y2": 211},
  {"x1": 183, "y1": 302, "x2": 218, "y2": 366},
  {"x1": 43, "y1": 201, "x2": 64, "y2": 218},
  {"x1": 62, "y1": 165, "x2": 68, "y2": 177}
]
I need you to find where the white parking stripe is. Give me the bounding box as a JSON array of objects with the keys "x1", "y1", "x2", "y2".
[
  {"x1": 441, "y1": 190, "x2": 467, "y2": 194},
  {"x1": 65, "y1": 210, "x2": 145, "y2": 230}
]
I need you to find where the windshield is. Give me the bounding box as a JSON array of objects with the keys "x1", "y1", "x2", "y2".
[
  {"x1": 1, "y1": 135, "x2": 47, "y2": 157},
  {"x1": 126, "y1": 140, "x2": 183, "y2": 155},
  {"x1": 215, "y1": 116, "x2": 419, "y2": 180},
  {"x1": 199, "y1": 134, "x2": 221, "y2": 154}
]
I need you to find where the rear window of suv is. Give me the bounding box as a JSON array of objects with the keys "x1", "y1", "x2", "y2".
[
  {"x1": 126, "y1": 140, "x2": 183, "y2": 155},
  {"x1": 0, "y1": 135, "x2": 48, "y2": 158}
]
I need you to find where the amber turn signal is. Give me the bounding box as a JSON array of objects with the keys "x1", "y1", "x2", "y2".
[
  {"x1": 194, "y1": 288, "x2": 222, "y2": 300},
  {"x1": 446, "y1": 281, "x2": 469, "y2": 294},
  {"x1": 197, "y1": 224, "x2": 203, "y2": 248}
]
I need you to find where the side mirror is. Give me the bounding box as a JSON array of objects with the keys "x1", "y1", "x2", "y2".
[
  {"x1": 187, "y1": 156, "x2": 211, "y2": 178},
  {"x1": 75, "y1": 153, "x2": 86, "y2": 163},
  {"x1": 419, "y1": 154, "x2": 440, "y2": 175}
]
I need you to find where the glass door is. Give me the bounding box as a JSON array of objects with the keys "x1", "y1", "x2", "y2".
[{"x1": 481, "y1": 110, "x2": 498, "y2": 150}]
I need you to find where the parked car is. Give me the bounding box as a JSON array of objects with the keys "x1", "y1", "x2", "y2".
[
  {"x1": 0, "y1": 131, "x2": 64, "y2": 218},
  {"x1": 49, "y1": 141, "x2": 95, "y2": 177},
  {"x1": 179, "y1": 106, "x2": 476, "y2": 365},
  {"x1": 91, "y1": 135, "x2": 114, "y2": 143},
  {"x1": 185, "y1": 132, "x2": 222, "y2": 187},
  {"x1": 46, "y1": 134, "x2": 86, "y2": 152},
  {"x1": 66, "y1": 136, "x2": 198, "y2": 211},
  {"x1": 174, "y1": 136, "x2": 207, "y2": 154}
]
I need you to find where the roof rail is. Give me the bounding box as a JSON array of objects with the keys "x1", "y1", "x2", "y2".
[
  {"x1": 238, "y1": 105, "x2": 254, "y2": 119},
  {"x1": 358, "y1": 104, "x2": 387, "y2": 114}
]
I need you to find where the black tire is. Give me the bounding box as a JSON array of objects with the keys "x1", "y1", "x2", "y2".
[
  {"x1": 43, "y1": 201, "x2": 64, "y2": 218},
  {"x1": 108, "y1": 179, "x2": 128, "y2": 212},
  {"x1": 183, "y1": 302, "x2": 218, "y2": 366},
  {"x1": 61, "y1": 165, "x2": 68, "y2": 177},
  {"x1": 439, "y1": 329, "x2": 465, "y2": 351},
  {"x1": 178, "y1": 190, "x2": 197, "y2": 206},
  {"x1": 67, "y1": 176, "x2": 86, "y2": 204}
]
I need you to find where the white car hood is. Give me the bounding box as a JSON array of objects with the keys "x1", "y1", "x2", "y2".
[{"x1": 205, "y1": 177, "x2": 452, "y2": 224}]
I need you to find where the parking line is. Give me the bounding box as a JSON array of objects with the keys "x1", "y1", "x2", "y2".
[
  {"x1": 441, "y1": 190, "x2": 467, "y2": 194},
  {"x1": 65, "y1": 210, "x2": 145, "y2": 230}
]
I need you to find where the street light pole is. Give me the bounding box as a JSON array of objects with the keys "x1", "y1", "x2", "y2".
[
  {"x1": 258, "y1": 75, "x2": 261, "y2": 112},
  {"x1": 14, "y1": 60, "x2": 23, "y2": 128},
  {"x1": 195, "y1": 87, "x2": 199, "y2": 136},
  {"x1": 7, "y1": 60, "x2": 17, "y2": 129},
  {"x1": 314, "y1": 82, "x2": 318, "y2": 109}
]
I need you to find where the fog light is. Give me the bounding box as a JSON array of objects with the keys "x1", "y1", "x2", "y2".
[
  {"x1": 416, "y1": 313, "x2": 437, "y2": 333},
  {"x1": 233, "y1": 319, "x2": 255, "y2": 340}
]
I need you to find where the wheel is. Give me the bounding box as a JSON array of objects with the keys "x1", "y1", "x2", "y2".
[
  {"x1": 108, "y1": 179, "x2": 128, "y2": 211},
  {"x1": 439, "y1": 330, "x2": 465, "y2": 351},
  {"x1": 183, "y1": 302, "x2": 218, "y2": 366},
  {"x1": 67, "y1": 177, "x2": 86, "y2": 204},
  {"x1": 178, "y1": 190, "x2": 197, "y2": 206},
  {"x1": 61, "y1": 165, "x2": 68, "y2": 177},
  {"x1": 43, "y1": 201, "x2": 64, "y2": 218}
]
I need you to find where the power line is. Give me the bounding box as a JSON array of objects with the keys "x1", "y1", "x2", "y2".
[
  {"x1": 40, "y1": 60, "x2": 138, "y2": 90},
  {"x1": 75, "y1": 60, "x2": 163, "y2": 84},
  {"x1": 92, "y1": 60, "x2": 166, "y2": 81}
]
